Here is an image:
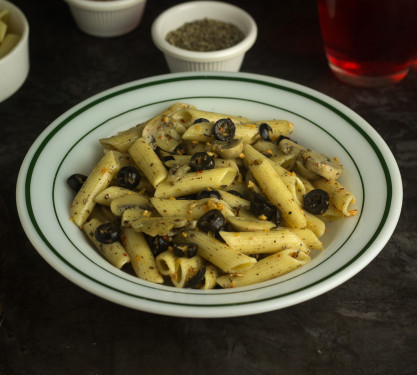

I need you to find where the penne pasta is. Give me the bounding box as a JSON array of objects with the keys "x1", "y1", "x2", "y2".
[
  {"x1": 171, "y1": 255, "x2": 205, "y2": 288},
  {"x1": 83, "y1": 218, "x2": 130, "y2": 268},
  {"x1": 182, "y1": 121, "x2": 291, "y2": 144},
  {"x1": 218, "y1": 190, "x2": 251, "y2": 209},
  {"x1": 216, "y1": 249, "x2": 310, "y2": 288},
  {"x1": 131, "y1": 215, "x2": 188, "y2": 236},
  {"x1": 121, "y1": 228, "x2": 164, "y2": 283},
  {"x1": 172, "y1": 107, "x2": 248, "y2": 128},
  {"x1": 70, "y1": 150, "x2": 122, "y2": 227},
  {"x1": 68, "y1": 103, "x2": 357, "y2": 289},
  {"x1": 184, "y1": 230, "x2": 257, "y2": 273},
  {"x1": 128, "y1": 138, "x2": 168, "y2": 188},
  {"x1": 303, "y1": 212, "x2": 326, "y2": 238},
  {"x1": 94, "y1": 186, "x2": 136, "y2": 206},
  {"x1": 150, "y1": 197, "x2": 235, "y2": 219},
  {"x1": 156, "y1": 250, "x2": 177, "y2": 276},
  {"x1": 99, "y1": 123, "x2": 145, "y2": 152},
  {"x1": 155, "y1": 250, "x2": 206, "y2": 288},
  {"x1": 287, "y1": 228, "x2": 323, "y2": 250},
  {"x1": 244, "y1": 144, "x2": 307, "y2": 228},
  {"x1": 110, "y1": 193, "x2": 150, "y2": 217},
  {"x1": 227, "y1": 215, "x2": 276, "y2": 232},
  {"x1": 313, "y1": 178, "x2": 357, "y2": 216},
  {"x1": 219, "y1": 229, "x2": 311, "y2": 254},
  {"x1": 200, "y1": 264, "x2": 220, "y2": 290},
  {"x1": 154, "y1": 167, "x2": 237, "y2": 198}
]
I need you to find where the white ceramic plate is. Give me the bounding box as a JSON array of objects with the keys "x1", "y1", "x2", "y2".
[{"x1": 16, "y1": 72, "x2": 402, "y2": 318}]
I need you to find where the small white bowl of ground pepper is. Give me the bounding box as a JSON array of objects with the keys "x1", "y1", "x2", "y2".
[{"x1": 151, "y1": 1, "x2": 257, "y2": 72}]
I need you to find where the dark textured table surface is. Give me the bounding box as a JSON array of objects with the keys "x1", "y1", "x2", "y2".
[{"x1": 1, "y1": 1, "x2": 416, "y2": 374}]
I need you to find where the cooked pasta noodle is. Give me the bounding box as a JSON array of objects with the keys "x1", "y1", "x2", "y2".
[{"x1": 68, "y1": 103, "x2": 358, "y2": 289}]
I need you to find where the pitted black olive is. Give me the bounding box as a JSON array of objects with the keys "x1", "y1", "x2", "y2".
[
  {"x1": 250, "y1": 194, "x2": 282, "y2": 226},
  {"x1": 197, "y1": 188, "x2": 221, "y2": 200},
  {"x1": 117, "y1": 166, "x2": 141, "y2": 189},
  {"x1": 67, "y1": 173, "x2": 87, "y2": 192},
  {"x1": 186, "y1": 266, "x2": 206, "y2": 289},
  {"x1": 147, "y1": 235, "x2": 171, "y2": 257},
  {"x1": 213, "y1": 118, "x2": 236, "y2": 141},
  {"x1": 173, "y1": 243, "x2": 199, "y2": 258},
  {"x1": 190, "y1": 152, "x2": 215, "y2": 171},
  {"x1": 259, "y1": 123, "x2": 273, "y2": 141},
  {"x1": 303, "y1": 189, "x2": 329, "y2": 215},
  {"x1": 95, "y1": 222, "x2": 121, "y2": 244},
  {"x1": 197, "y1": 209, "x2": 225, "y2": 233},
  {"x1": 193, "y1": 118, "x2": 210, "y2": 124}
]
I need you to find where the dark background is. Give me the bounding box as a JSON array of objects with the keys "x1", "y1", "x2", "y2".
[{"x1": 1, "y1": 0, "x2": 416, "y2": 374}]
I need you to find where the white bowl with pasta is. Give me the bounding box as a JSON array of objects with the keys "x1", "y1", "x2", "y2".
[
  {"x1": 0, "y1": 0, "x2": 29, "y2": 103},
  {"x1": 16, "y1": 72, "x2": 402, "y2": 317}
]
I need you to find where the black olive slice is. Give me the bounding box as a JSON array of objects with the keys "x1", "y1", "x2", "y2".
[
  {"x1": 176, "y1": 193, "x2": 198, "y2": 200},
  {"x1": 259, "y1": 123, "x2": 273, "y2": 141},
  {"x1": 270, "y1": 209, "x2": 282, "y2": 227},
  {"x1": 193, "y1": 118, "x2": 210, "y2": 124},
  {"x1": 117, "y1": 166, "x2": 141, "y2": 189},
  {"x1": 172, "y1": 243, "x2": 199, "y2": 258},
  {"x1": 197, "y1": 209, "x2": 225, "y2": 233},
  {"x1": 276, "y1": 135, "x2": 291, "y2": 145},
  {"x1": 226, "y1": 190, "x2": 244, "y2": 198},
  {"x1": 67, "y1": 173, "x2": 87, "y2": 192},
  {"x1": 173, "y1": 146, "x2": 186, "y2": 155},
  {"x1": 250, "y1": 194, "x2": 274, "y2": 217},
  {"x1": 95, "y1": 222, "x2": 121, "y2": 244},
  {"x1": 186, "y1": 266, "x2": 206, "y2": 289},
  {"x1": 190, "y1": 152, "x2": 215, "y2": 171},
  {"x1": 213, "y1": 118, "x2": 236, "y2": 141},
  {"x1": 303, "y1": 189, "x2": 329, "y2": 215},
  {"x1": 147, "y1": 235, "x2": 171, "y2": 257},
  {"x1": 162, "y1": 155, "x2": 175, "y2": 163},
  {"x1": 197, "y1": 188, "x2": 221, "y2": 200},
  {"x1": 250, "y1": 194, "x2": 282, "y2": 226}
]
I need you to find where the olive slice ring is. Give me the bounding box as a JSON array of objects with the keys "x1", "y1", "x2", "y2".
[
  {"x1": 197, "y1": 209, "x2": 226, "y2": 233},
  {"x1": 303, "y1": 189, "x2": 330, "y2": 215},
  {"x1": 197, "y1": 188, "x2": 221, "y2": 200},
  {"x1": 213, "y1": 118, "x2": 236, "y2": 141},
  {"x1": 147, "y1": 235, "x2": 171, "y2": 257},
  {"x1": 117, "y1": 166, "x2": 141, "y2": 189},
  {"x1": 95, "y1": 222, "x2": 121, "y2": 244},
  {"x1": 250, "y1": 194, "x2": 282, "y2": 226},
  {"x1": 67, "y1": 173, "x2": 87, "y2": 192},
  {"x1": 190, "y1": 152, "x2": 215, "y2": 171},
  {"x1": 259, "y1": 123, "x2": 273, "y2": 141}
]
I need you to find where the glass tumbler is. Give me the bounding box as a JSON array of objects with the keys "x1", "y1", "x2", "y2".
[{"x1": 317, "y1": 0, "x2": 417, "y2": 87}]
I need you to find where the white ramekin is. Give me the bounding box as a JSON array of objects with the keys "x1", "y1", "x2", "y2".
[
  {"x1": 151, "y1": 1, "x2": 257, "y2": 72},
  {"x1": 64, "y1": 0, "x2": 147, "y2": 37},
  {"x1": 0, "y1": 0, "x2": 29, "y2": 103}
]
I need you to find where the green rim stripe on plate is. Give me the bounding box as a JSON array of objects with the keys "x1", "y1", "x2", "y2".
[{"x1": 24, "y1": 75, "x2": 392, "y2": 307}]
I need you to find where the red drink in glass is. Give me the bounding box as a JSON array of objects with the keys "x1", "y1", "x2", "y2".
[{"x1": 317, "y1": 0, "x2": 416, "y2": 86}]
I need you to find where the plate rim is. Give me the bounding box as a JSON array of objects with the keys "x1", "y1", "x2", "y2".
[{"x1": 16, "y1": 72, "x2": 403, "y2": 317}]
